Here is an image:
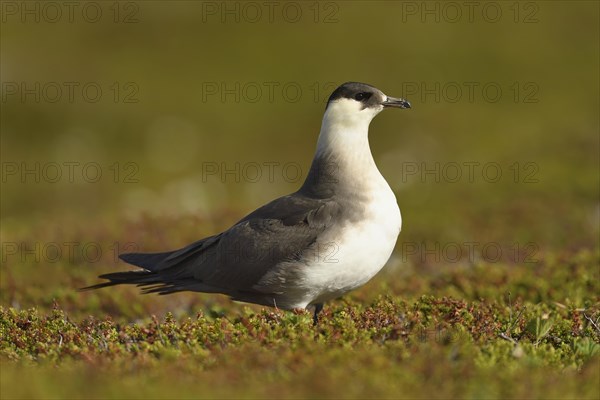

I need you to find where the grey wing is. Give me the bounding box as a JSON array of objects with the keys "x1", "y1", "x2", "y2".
[
  {"x1": 108, "y1": 193, "x2": 341, "y2": 300},
  {"x1": 187, "y1": 193, "x2": 340, "y2": 292}
]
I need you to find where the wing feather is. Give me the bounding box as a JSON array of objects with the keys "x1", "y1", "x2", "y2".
[{"x1": 93, "y1": 192, "x2": 341, "y2": 302}]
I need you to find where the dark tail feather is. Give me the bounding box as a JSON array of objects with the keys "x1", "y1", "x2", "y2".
[
  {"x1": 81, "y1": 243, "x2": 221, "y2": 294},
  {"x1": 79, "y1": 270, "x2": 158, "y2": 291},
  {"x1": 119, "y1": 251, "x2": 175, "y2": 271}
]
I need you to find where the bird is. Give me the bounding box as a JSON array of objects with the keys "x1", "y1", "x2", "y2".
[{"x1": 83, "y1": 82, "x2": 411, "y2": 323}]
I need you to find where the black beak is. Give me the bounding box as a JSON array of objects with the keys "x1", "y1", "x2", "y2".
[{"x1": 382, "y1": 96, "x2": 411, "y2": 109}]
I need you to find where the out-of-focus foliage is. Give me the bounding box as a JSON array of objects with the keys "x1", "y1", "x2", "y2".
[{"x1": 2, "y1": 1, "x2": 598, "y2": 249}]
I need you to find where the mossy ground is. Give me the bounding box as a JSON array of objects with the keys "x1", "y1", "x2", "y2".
[{"x1": 1, "y1": 219, "x2": 598, "y2": 398}]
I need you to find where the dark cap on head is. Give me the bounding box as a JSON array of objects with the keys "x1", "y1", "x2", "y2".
[{"x1": 327, "y1": 82, "x2": 411, "y2": 110}]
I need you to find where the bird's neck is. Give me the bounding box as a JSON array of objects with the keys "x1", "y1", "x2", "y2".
[{"x1": 299, "y1": 111, "x2": 383, "y2": 198}]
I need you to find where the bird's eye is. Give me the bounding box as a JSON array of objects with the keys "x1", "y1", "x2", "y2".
[{"x1": 355, "y1": 92, "x2": 371, "y2": 101}]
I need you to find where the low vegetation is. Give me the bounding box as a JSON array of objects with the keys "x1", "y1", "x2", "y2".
[{"x1": 1, "y1": 231, "x2": 598, "y2": 399}]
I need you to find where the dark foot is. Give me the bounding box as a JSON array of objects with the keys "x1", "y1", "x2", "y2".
[{"x1": 312, "y1": 303, "x2": 324, "y2": 325}]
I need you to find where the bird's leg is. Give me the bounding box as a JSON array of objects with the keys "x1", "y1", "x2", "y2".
[{"x1": 312, "y1": 303, "x2": 324, "y2": 325}]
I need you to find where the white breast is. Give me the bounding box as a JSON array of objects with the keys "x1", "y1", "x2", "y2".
[{"x1": 299, "y1": 181, "x2": 401, "y2": 307}]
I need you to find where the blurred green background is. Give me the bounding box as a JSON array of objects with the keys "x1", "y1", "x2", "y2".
[
  {"x1": 1, "y1": 1, "x2": 599, "y2": 399},
  {"x1": 1, "y1": 0, "x2": 598, "y2": 310},
  {"x1": 1, "y1": 1, "x2": 598, "y2": 229}
]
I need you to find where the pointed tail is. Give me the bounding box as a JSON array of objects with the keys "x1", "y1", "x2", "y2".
[{"x1": 79, "y1": 250, "x2": 175, "y2": 291}]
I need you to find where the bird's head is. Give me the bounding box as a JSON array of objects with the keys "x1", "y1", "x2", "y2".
[{"x1": 324, "y1": 82, "x2": 411, "y2": 127}]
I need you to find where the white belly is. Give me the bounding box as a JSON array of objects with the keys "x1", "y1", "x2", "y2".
[{"x1": 299, "y1": 185, "x2": 401, "y2": 306}]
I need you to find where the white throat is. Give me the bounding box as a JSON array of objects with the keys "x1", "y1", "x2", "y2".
[{"x1": 314, "y1": 99, "x2": 385, "y2": 188}]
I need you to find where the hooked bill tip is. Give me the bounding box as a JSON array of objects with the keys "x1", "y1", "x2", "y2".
[{"x1": 383, "y1": 97, "x2": 411, "y2": 109}]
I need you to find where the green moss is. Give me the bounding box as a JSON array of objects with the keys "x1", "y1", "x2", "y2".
[{"x1": 1, "y1": 261, "x2": 599, "y2": 398}]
